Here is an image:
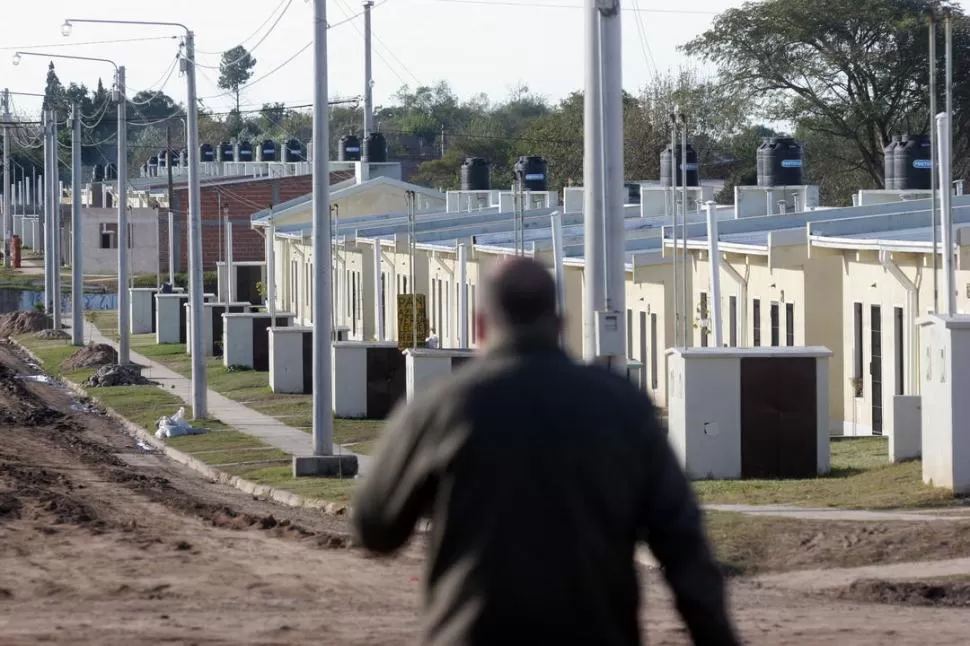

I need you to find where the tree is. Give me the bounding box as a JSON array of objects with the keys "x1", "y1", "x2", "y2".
[
  {"x1": 42, "y1": 62, "x2": 67, "y2": 119},
  {"x1": 217, "y1": 45, "x2": 257, "y2": 120},
  {"x1": 681, "y1": 0, "x2": 970, "y2": 187}
]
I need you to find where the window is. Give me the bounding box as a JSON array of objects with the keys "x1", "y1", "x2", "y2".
[
  {"x1": 638, "y1": 311, "x2": 647, "y2": 390},
  {"x1": 436, "y1": 278, "x2": 444, "y2": 335},
  {"x1": 785, "y1": 303, "x2": 795, "y2": 346},
  {"x1": 729, "y1": 296, "x2": 738, "y2": 347},
  {"x1": 699, "y1": 293, "x2": 709, "y2": 347},
  {"x1": 381, "y1": 273, "x2": 387, "y2": 336},
  {"x1": 98, "y1": 222, "x2": 133, "y2": 249},
  {"x1": 752, "y1": 299, "x2": 761, "y2": 346},
  {"x1": 468, "y1": 285, "x2": 478, "y2": 343},
  {"x1": 770, "y1": 302, "x2": 780, "y2": 347},
  {"x1": 650, "y1": 313, "x2": 658, "y2": 390},
  {"x1": 853, "y1": 302, "x2": 864, "y2": 397},
  {"x1": 351, "y1": 271, "x2": 358, "y2": 337},
  {"x1": 895, "y1": 307, "x2": 904, "y2": 396},
  {"x1": 627, "y1": 309, "x2": 634, "y2": 358},
  {"x1": 306, "y1": 263, "x2": 312, "y2": 312}
]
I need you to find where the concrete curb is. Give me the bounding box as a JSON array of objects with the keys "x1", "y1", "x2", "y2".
[{"x1": 9, "y1": 338, "x2": 352, "y2": 518}]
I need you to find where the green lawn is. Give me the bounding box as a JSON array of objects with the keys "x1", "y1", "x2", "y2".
[
  {"x1": 694, "y1": 437, "x2": 958, "y2": 510},
  {"x1": 127, "y1": 332, "x2": 384, "y2": 452}
]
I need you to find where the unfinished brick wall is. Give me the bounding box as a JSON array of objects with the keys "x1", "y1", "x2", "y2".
[{"x1": 159, "y1": 171, "x2": 352, "y2": 273}]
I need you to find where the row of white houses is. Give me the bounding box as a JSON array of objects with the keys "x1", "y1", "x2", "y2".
[{"x1": 247, "y1": 171, "x2": 970, "y2": 447}]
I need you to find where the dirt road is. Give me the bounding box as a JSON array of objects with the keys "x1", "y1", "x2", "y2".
[{"x1": 0, "y1": 341, "x2": 968, "y2": 645}]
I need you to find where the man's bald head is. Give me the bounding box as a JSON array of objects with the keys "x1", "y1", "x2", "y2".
[{"x1": 477, "y1": 256, "x2": 559, "y2": 345}]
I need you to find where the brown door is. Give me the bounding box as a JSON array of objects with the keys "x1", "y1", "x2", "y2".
[
  {"x1": 366, "y1": 347, "x2": 406, "y2": 419},
  {"x1": 740, "y1": 357, "x2": 818, "y2": 478},
  {"x1": 252, "y1": 317, "x2": 271, "y2": 372}
]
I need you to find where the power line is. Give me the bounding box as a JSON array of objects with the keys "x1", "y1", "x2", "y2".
[
  {"x1": 196, "y1": 0, "x2": 292, "y2": 55},
  {"x1": 430, "y1": 0, "x2": 717, "y2": 14},
  {"x1": 0, "y1": 35, "x2": 178, "y2": 51},
  {"x1": 195, "y1": 0, "x2": 295, "y2": 70}
]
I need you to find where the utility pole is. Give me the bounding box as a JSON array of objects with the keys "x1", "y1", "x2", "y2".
[
  {"x1": 669, "y1": 112, "x2": 678, "y2": 347},
  {"x1": 362, "y1": 0, "x2": 374, "y2": 137},
  {"x1": 602, "y1": 0, "x2": 626, "y2": 372},
  {"x1": 941, "y1": 9, "x2": 956, "y2": 316},
  {"x1": 2, "y1": 89, "x2": 11, "y2": 268},
  {"x1": 43, "y1": 112, "x2": 54, "y2": 319},
  {"x1": 294, "y1": 0, "x2": 357, "y2": 477},
  {"x1": 166, "y1": 123, "x2": 175, "y2": 284},
  {"x1": 680, "y1": 112, "x2": 689, "y2": 347},
  {"x1": 116, "y1": 66, "x2": 130, "y2": 364},
  {"x1": 582, "y1": 0, "x2": 604, "y2": 363},
  {"x1": 184, "y1": 30, "x2": 208, "y2": 419},
  {"x1": 71, "y1": 103, "x2": 83, "y2": 346},
  {"x1": 51, "y1": 112, "x2": 62, "y2": 332},
  {"x1": 928, "y1": 8, "x2": 939, "y2": 313}
]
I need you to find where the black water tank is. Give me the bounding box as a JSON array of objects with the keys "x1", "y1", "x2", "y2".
[
  {"x1": 884, "y1": 136, "x2": 901, "y2": 190},
  {"x1": 104, "y1": 163, "x2": 117, "y2": 181},
  {"x1": 260, "y1": 139, "x2": 278, "y2": 162},
  {"x1": 219, "y1": 141, "x2": 234, "y2": 162},
  {"x1": 659, "y1": 144, "x2": 699, "y2": 187},
  {"x1": 895, "y1": 135, "x2": 932, "y2": 190},
  {"x1": 200, "y1": 143, "x2": 215, "y2": 163},
  {"x1": 148, "y1": 155, "x2": 159, "y2": 168},
  {"x1": 238, "y1": 140, "x2": 253, "y2": 162},
  {"x1": 339, "y1": 134, "x2": 362, "y2": 161},
  {"x1": 283, "y1": 138, "x2": 305, "y2": 162},
  {"x1": 759, "y1": 137, "x2": 804, "y2": 186},
  {"x1": 363, "y1": 132, "x2": 387, "y2": 163},
  {"x1": 514, "y1": 155, "x2": 548, "y2": 191},
  {"x1": 93, "y1": 164, "x2": 104, "y2": 182},
  {"x1": 460, "y1": 157, "x2": 490, "y2": 191}
]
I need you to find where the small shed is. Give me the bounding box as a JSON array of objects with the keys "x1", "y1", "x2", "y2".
[{"x1": 665, "y1": 346, "x2": 832, "y2": 480}]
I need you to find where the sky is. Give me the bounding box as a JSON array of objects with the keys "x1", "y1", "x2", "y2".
[{"x1": 4, "y1": 0, "x2": 968, "y2": 120}]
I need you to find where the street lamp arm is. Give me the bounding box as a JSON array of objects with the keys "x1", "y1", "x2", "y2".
[
  {"x1": 13, "y1": 50, "x2": 119, "y2": 72},
  {"x1": 64, "y1": 18, "x2": 190, "y2": 35}
]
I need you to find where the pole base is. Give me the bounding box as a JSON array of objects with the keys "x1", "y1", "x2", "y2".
[{"x1": 292, "y1": 454, "x2": 359, "y2": 478}]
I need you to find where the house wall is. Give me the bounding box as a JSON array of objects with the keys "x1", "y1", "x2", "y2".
[
  {"x1": 165, "y1": 172, "x2": 353, "y2": 273},
  {"x1": 80, "y1": 207, "x2": 159, "y2": 274}
]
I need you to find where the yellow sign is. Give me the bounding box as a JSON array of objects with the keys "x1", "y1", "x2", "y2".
[{"x1": 397, "y1": 293, "x2": 429, "y2": 349}]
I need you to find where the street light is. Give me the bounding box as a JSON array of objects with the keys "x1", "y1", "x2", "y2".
[
  {"x1": 64, "y1": 17, "x2": 207, "y2": 419},
  {"x1": 11, "y1": 53, "x2": 21, "y2": 66},
  {"x1": 13, "y1": 50, "x2": 129, "y2": 363}
]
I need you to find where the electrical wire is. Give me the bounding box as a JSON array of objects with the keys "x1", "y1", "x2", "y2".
[
  {"x1": 195, "y1": 0, "x2": 294, "y2": 70},
  {"x1": 0, "y1": 35, "x2": 178, "y2": 51},
  {"x1": 332, "y1": 0, "x2": 414, "y2": 87},
  {"x1": 429, "y1": 0, "x2": 717, "y2": 14},
  {"x1": 197, "y1": 2, "x2": 385, "y2": 102},
  {"x1": 130, "y1": 55, "x2": 181, "y2": 106},
  {"x1": 196, "y1": 0, "x2": 291, "y2": 55}
]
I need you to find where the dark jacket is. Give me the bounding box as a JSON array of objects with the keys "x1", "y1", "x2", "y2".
[{"x1": 353, "y1": 334, "x2": 739, "y2": 646}]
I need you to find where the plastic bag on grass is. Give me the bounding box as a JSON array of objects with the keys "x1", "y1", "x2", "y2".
[{"x1": 155, "y1": 406, "x2": 209, "y2": 439}]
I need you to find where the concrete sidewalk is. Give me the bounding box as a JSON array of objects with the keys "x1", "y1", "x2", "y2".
[
  {"x1": 78, "y1": 320, "x2": 371, "y2": 476},
  {"x1": 705, "y1": 503, "x2": 969, "y2": 522}
]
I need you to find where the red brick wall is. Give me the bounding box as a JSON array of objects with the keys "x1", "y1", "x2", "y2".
[{"x1": 159, "y1": 171, "x2": 352, "y2": 273}]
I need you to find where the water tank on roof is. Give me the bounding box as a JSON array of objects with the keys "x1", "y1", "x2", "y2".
[
  {"x1": 363, "y1": 132, "x2": 388, "y2": 163},
  {"x1": 104, "y1": 163, "x2": 117, "y2": 181},
  {"x1": 514, "y1": 155, "x2": 548, "y2": 191},
  {"x1": 218, "y1": 141, "x2": 234, "y2": 162},
  {"x1": 238, "y1": 140, "x2": 254, "y2": 162},
  {"x1": 884, "y1": 136, "x2": 901, "y2": 190},
  {"x1": 894, "y1": 134, "x2": 932, "y2": 191},
  {"x1": 259, "y1": 139, "x2": 278, "y2": 162},
  {"x1": 460, "y1": 157, "x2": 490, "y2": 191},
  {"x1": 283, "y1": 138, "x2": 305, "y2": 162},
  {"x1": 200, "y1": 143, "x2": 215, "y2": 163},
  {"x1": 93, "y1": 164, "x2": 104, "y2": 182},
  {"x1": 148, "y1": 155, "x2": 159, "y2": 168},
  {"x1": 339, "y1": 134, "x2": 362, "y2": 161},
  {"x1": 758, "y1": 137, "x2": 803, "y2": 187},
  {"x1": 660, "y1": 144, "x2": 699, "y2": 187}
]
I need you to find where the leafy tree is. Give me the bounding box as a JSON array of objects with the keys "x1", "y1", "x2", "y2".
[
  {"x1": 42, "y1": 62, "x2": 67, "y2": 120},
  {"x1": 217, "y1": 45, "x2": 257, "y2": 126},
  {"x1": 681, "y1": 0, "x2": 970, "y2": 187}
]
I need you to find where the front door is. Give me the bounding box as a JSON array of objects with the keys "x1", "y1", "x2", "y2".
[{"x1": 870, "y1": 305, "x2": 883, "y2": 435}]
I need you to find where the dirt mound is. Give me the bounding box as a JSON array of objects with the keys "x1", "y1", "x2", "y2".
[
  {"x1": 61, "y1": 344, "x2": 118, "y2": 372},
  {"x1": 0, "y1": 312, "x2": 51, "y2": 337},
  {"x1": 83, "y1": 364, "x2": 157, "y2": 388},
  {"x1": 0, "y1": 365, "x2": 64, "y2": 426},
  {"x1": 35, "y1": 329, "x2": 70, "y2": 340},
  {"x1": 833, "y1": 578, "x2": 970, "y2": 608}
]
